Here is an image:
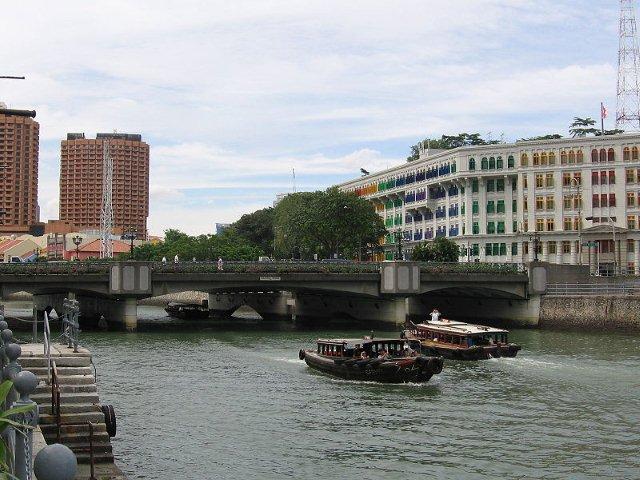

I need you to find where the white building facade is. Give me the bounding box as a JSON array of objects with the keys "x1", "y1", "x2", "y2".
[{"x1": 338, "y1": 133, "x2": 640, "y2": 274}]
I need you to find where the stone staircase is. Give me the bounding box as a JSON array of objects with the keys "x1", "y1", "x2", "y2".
[{"x1": 19, "y1": 344, "x2": 115, "y2": 464}]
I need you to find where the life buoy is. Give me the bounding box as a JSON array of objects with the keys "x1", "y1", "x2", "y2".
[
  {"x1": 298, "y1": 349, "x2": 305, "y2": 360},
  {"x1": 101, "y1": 404, "x2": 116, "y2": 438}
]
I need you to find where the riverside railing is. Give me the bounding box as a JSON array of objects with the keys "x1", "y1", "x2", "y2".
[{"x1": 546, "y1": 283, "x2": 640, "y2": 296}]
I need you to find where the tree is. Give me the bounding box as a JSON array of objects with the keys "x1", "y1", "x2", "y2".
[
  {"x1": 231, "y1": 207, "x2": 274, "y2": 254},
  {"x1": 407, "y1": 133, "x2": 500, "y2": 161},
  {"x1": 518, "y1": 134, "x2": 563, "y2": 141},
  {"x1": 595, "y1": 128, "x2": 625, "y2": 136},
  {"x1": 410, "y1": 238, "x2": 459, "y2": 262},
  {"x1": 569, "y1": 117, "x2": 598, "y2": 138},
  {"x1": 273, "y1": 188, "x2": 386, "y2": 260}
]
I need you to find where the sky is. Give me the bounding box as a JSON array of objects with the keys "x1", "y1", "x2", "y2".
[{"x1": 0, "y1": 0, "x2": 624, "y2": 235}]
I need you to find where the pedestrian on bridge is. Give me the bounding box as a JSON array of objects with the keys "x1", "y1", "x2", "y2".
[
  {"x1": 217, "y1": 257, "x2": 224, "y2": 271},
  {"x1": 174, "y1": 254, "x2": 179, "y2": 264},
  {"x1": 162, "y1": 256, "x2": 167, "y2": 265}
]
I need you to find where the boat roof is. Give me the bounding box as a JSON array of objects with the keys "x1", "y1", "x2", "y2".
[
  {"x1": 415, "y1": 320, "x2": 508, "y2": 335},
  {"x1": 317, "y1": 338, "x2": 406, "y2": 345}
]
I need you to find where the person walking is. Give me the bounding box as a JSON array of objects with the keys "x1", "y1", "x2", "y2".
[
  {"x1": 162, "y1": 256, "x2": 167, "y2": 265},
  {"x1": 217, "y1": 257, "x2": 224, "y2": 271},
  {"x1": 174, "y1": 254, "x2": 179, "y2": 264}
]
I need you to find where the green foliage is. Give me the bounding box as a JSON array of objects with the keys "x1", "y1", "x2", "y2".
[
  {"x1": 231, "y1": 207, "x2": 274, "y2": 254},
  {"x1": 518, "y1": 134, "x2": 563, "y2": 142},
  {"x1": 273, "y1": 187, "x2": 386, "y2": 259},
  {"x1": 410, "y1": 237, "x2": 460, "y2": 262},
  {"x1": 569, "y1": 117, "x2": 598, "y2": 137},
  {"x1": 0, "y1": 380, "x2": 36, "y2": 477},
  {"x1": 128, "y1": 229, "x2": 263, "y2": 261},
  {"x1": 407, "y1": 133, "x2": 500, "y2": 161},
  {"x1": 595, "y1": 128, "x2": 625, "y2": 136}
]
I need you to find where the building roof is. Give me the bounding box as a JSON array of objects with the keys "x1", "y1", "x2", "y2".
[
  {"x1": 78, "y1": 239, "x2": 130, "y2": 254},
  {"x1": 0, "y1": 108, "x2": 36, "y2": 118}
]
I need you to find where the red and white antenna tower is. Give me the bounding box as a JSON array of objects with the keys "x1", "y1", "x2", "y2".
[{"x1": 617, "y1": 0, "x2": 640, "y2": 129}]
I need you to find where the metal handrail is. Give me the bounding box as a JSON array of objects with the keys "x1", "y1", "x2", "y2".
[
  {"x1": 546, "y1": 282, "x2": 640, "y2": 295},
  {"x1": 43, "y1": 311, "x2": 51, "y2": 384},
  {"x1": 50, "y1": 360, "x2": 61, "y2": 443}
]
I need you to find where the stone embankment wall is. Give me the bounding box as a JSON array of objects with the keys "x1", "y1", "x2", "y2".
[{"x1": 540, "y1": 296, "x2": 640, "y2": 332}]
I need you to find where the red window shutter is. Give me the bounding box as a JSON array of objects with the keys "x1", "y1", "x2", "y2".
[
  {"x1": 592, "y1": 172, "x2": 599, "y2": 185},
  {"x1": 592, "y1": 194, "x2": 600, "y2": 207},
  {"x1": 601, "y1": 194, "x2": 608, "y2": 207},
  {"x1": 609, "y1": 193, "x2": 616, "y2": 207},
  {"x1": 609, "y1": 170, "x2": 615, "y2": 183}
]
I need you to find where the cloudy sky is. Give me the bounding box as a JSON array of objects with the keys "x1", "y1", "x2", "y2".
[{"x1": 1, "y1": 0, "x2": 622, "y2": 235}]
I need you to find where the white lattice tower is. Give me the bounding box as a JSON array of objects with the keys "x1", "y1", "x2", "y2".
[
  {"x1": 100, "y1": 139, "x2": 114, "y2": 258},
  {"x1": 617, "y1": 0, "x2": 640, "y2": 129}
]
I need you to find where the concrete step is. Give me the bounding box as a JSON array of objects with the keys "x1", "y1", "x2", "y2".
[
  {"x1": 58, "y1": 441, "x2": 113, "y2": 454},
  {"x1": 40, "y1": 403, "x2": 102, "y2": 415},
  {"x1": 39, "y1": 411, "x2": 105, "y2": 425},
  {"x1": 75, "y1": 451, "x2": 114, "y2": 464},
  {"x1": 35, "y1": 383, "x2": 97, "y2": 395},
  {"x1": 19, "y1": 356, "x2": 91, "y2": 368},
  {"x1": 33, "y1": 374, "x2": 95, "y2": 387},
  {"x1": 32, "y1": 392, "x2": 100, "y2": 404},
  {"x1": 40, "y1": 428, "x2": 110, "y2": 444},
  {"x1": 27, "y1": 366, "x2": 94, "y2": 377},
  {"x1": 40, "y1": 422, "x2": 107, "y2": 436}
]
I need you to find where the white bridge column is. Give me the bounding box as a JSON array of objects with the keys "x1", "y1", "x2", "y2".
[{"x1": 123, "y1": 297, "x2": 138, "y2": 332}]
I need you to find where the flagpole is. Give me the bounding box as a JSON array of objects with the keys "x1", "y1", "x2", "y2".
[{"x1": 601, "y1": 102, "x2": 605, "y2": 135}]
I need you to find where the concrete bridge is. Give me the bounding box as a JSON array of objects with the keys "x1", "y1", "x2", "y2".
[{"x1": 0, "y1": 261, "x2": 550, "y2": 330}]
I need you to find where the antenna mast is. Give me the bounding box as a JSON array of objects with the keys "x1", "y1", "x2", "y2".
[
  {"x1": 100, "y1": 139, "x2": 114, "y2": 258},
  {"x1": 617, "y1": 0, "x2": 640, "y2": 129}
]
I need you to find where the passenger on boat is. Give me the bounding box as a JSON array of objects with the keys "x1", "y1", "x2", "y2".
[
  {"x1": 430, "y1": 309, "x2": 441, "y2": 322},
  {"x1": 360, "y1": 350, "x2": 369, "y2": 359},
  {"x1": 378, "y1": 348, "x2": 389, "y2": 359},
  {"x1": 403, "y1": 343, "x2": 414, "y2": 357}
]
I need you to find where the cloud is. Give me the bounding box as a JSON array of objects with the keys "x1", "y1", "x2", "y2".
[{"x1": 2, "y1": 0, "x2": 622, "y2": 234}]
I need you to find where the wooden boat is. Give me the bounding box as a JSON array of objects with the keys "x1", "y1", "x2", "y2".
[
  {"x1": 403, "y1": 320, "x2": 521, "y2": 361},
  {"x1": 298, "y1": 337, "x2": 444, "y2": 383},
  {"x1": 164, "y1": 302, "x2": 210, "y2": 320}
]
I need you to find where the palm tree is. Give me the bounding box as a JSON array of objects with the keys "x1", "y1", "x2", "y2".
[{"x1": 569, "y1": 117, "x2": 598, "y2": 137}]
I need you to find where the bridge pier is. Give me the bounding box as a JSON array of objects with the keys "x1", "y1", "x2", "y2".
[{"x1": 123, "y1": 297, "x2": 138, "y2": 331}]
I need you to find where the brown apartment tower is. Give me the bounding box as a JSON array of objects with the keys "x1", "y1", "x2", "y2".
[
  {"x1": 0, "y1": 108, "x2": 39, "y2": 234},
  {"x1": 60, "y1": 133, "x2": 149, "y2": 238}
]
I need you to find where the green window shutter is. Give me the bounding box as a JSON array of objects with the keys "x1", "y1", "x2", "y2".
[
  {"x1": 512, "y1": 221, "x2": 518, "y2": 232},
  {"x1": 473, "y1": 222, "x2": 479, "y2": 234},
  {"x1": 469, "y1": 158, "x2": 476, "y2": 170},
  {"x1": 496, "y1": 157, "x2": 503, "y2": 169},
  {"x1": 472, "y1": 244, "x2": 479, "y2": 256},
  {"x1": 511, "y1": 242, "x2": 518, "y2": 255},
  {"x1": 461, "y1": 204, "x2": 466, "y2": 215},
  {"x1": 487, "y1": 222, "x2": 495, "y2": 234},
  {"x1": 485, "y1": 243, "x2": 492, "y2": 255},
  {"x1": 489, "y1": 157, "x2": 496, "y2": 169},
  {"x1": 499, "y1": 243, "x2": 507, "y2": 255},
  {"x1": 496, "y1": 179, "x2": 504, "y2": 191},
  {"x1": 508, "y1": 156, "x2": 515, "y2": 168},
  {"x1": 481, "y1": 158, "x2": 488, "y2": 170},
  {"x1": 497, "y1": 200, "x2": 505, "y2": 213},
  {"x1": 451, "y1": 163, "x2": 457, "y2": 173},
  {"x1": 492, "y1": 243, "x2": 500, "y2": 256},
  {"x1": 487, "y1": 180, "x2": 495, "y2": 192},
  {"x1": 460, "y1": 186, "x2": 465, "y2": 194},
  {"x1": 487, "y1": 201, "x2": 495, "y2": 213},
  {"x1": 512, "y1": 199, "x2": 517, "y2": 212},
  {"x1": 472, "y1": 201, "x2": 479, "y2": 214},
  {"x1": 472, "y1": 180, "x2": 479, "y2": 193},
  {"x1": 497, "y1": 221, "x2": 505, "y2": 234},
  {"x1": 512, "y1": 180, "x2": 517, "y2": 191}
]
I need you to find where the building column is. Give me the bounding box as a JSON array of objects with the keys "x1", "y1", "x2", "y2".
[
  {"x1": 556, "y1": 243, "x2": 563, "y2": 265},
  {"x1": 635, "y1": 240, "x2": 640, "y2": 275},
  {"x1": 506, "y1": 175, "x2": 514, "y2": 234},
  {"x1": 479, "y1": 178, "x2": 487, "y2": 234},
  {"x1": 465, "y1": 179, "x2": 473, "y2": 237},
  {"x1": 619, "y1": 237, "x2": 628, "y2": 274},
  {"x1": 445, "y1": 184, "x2": 451, "y2": 235},
  {"x1": 570, "y1": 240, "x2": 577, "y2": 265},
  {"x1": 123, "y1": 297, "x2": 138, "y2": 332},
  {"x1": 518, "y1": 241, "x2": 524, "y2": 263},
  {"x1": 541, "y1": 241, "x2": 549, "y2": 262}
]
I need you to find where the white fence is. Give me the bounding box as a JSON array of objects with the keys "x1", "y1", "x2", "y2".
[{"x1": 545, "y1": 283, "x2": 640, "y2": 296}]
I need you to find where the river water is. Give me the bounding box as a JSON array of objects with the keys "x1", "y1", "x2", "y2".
[{"x1": 4, "y1": 303, "x2": 640, "y2": 479}]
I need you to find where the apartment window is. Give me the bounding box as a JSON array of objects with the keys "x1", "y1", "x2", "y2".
[
  {"x1": 497, "y1": 157, "x2": 504, "y2": 169},
  {"x1": 600, "y1": 171, "x2": 608, "y2": 185},
  {"x1": 609, "y1": 170, "x2": 616, "y2": 184},
  {"x1": 523, "y1": 176, "x2": 528, "y2": 189},
  {"x1": 496, "y1": 179, "x2": 504, "y2": 192},
  {"x1": 512, "y1": 199, "x2": 517, "y2": 212},
  {"x1": 536, "y1": 196, "x2": 544, "y2": 210},
  {"x1": 609, "y1": 193, "x2": 616, "y2": 207},
  {"x1": 523, "y1": 241, "x2": 529, "y2": 254},
  {"x1": 521, "y1": 153, "x2": 528, "y2": 166},
  {"x1": 536, "y1": 218, "x2": 544, "y2": 231},
  {"x1": 574, "y1": 195, "x2": 582, "y2": 209},
  {"x1": 497, "y1": 200, "x2": 505, "y2": 213},
  {"x1": 592, "y1": 171, "x2": 599, "y2": 185},
  {"x1": 563, "y1": 172, "x2": 571, "y2": 186},
  {"x1": 561, "y1": 151, "x2": 568, "y2": 164},
  {"x1": 574, "y1": 172, "x2": 581, "y2": 184},
  {"x1": 546, "y1": 173, "x2": 554, "y2": 187},
  {"x1": 485, "y1": 243, "x2": 493, "y2": 256},
  {"x1": 541, "y1": 152, "x2": 548, "y2": 165},
  {"x1": 513, "y1": 220, "x2": 518, "y2": 232},
  {"x1": 546, "y1": 218, "x2": 555, "y2": 231},
  {"x1": 562, "y1": 241, "x2": 571, "y2": 253},
  {"x1": 549, "y1": 152, "x2": 556, "y2": 165},
  {"x1": 564, "y1": 196, "x2": 572, "y2": 209},
  {"x1": 469, "y1": 158, "x2": 476, "y2": 170},
  {"x1": 533, "y1": 153, "x2": 540, "y2": 166},
  {"x1": 497, "y1": 221, "x2": 505, "y2": 234},
  {"x1": 487, "y1": 201, "x2": 495, "y2": 213},
  {"x1": 600, "y1": 148, "x2": 607, "y2": 162},
  {"x1": 487, "y1": 222, "x2": 496, "y2": 234},
  {"x1": 627, "y1": 192, "x2": 636, "y2": 207},
  {"x1": 523, "y1": 197, "x2": 528, "y2": 212},
  {"x1": 472, "y1": 244, "x2": 479, "y2": 256},
  {"x1": 472, "y1": 179, "x2": 479, "y2": 193},
  {"x1": 628, "y1": 239, "x2": 635, "y2": 253},
  {"x1": 487, "y1": 180, "x2": 495, "y2": 192},
  {"x1": 472, "y1": 222, "x2": 479, "y2": 234},
  {"x1": 508, "y1": 156, "x2": 514, "y2": 168},
  {"x1": 472, "y1": 201, "x2": 479, "y2": 214},
  {"x1": 548, "y1": 241, "x2": 557, "y2": 254},
  {"x1": 599, "y1": 194, "x2": 607, "y2": 207},
  {"x1": 634, "y1": 146, "x2": 640, "y2": 160},
  {"x1": 592, "y1": 149, "x2": 598, "y2": 163},
  {"x1": 563, "y1": 217, "x2": 572, "y2": 230},
  {"x1": 627, "y1": 169, "x2": 635, "y2": 183},
  {"x1": 628, "y1": 215, "x2": 636, "y2": 229},
  {"x1": 535, "y1": 174, "x2": 544, "y2": 188},
  {"x1": 546, "y1": 196, "x2": 555, "y2": 210},
  {"x1": 608, "y1": 148, "x2": 615, "y2": 162},
  {"x1": 625, "y1": 147, "x2": 631, "y2": 161},
  {"x1": 577, "y1": 150, "x2": 584, "y2": 163},
  {"x1": 489, "y1": 157, "x2": 496, "y2": 169},
  {"x1": 481, "y1": 158, "x2": 488, "y2": 170}
]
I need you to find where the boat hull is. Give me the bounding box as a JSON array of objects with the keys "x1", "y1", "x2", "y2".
[
  {"x1": 301, "y1": 351, "x2": 443, "y2": 383},
  {"x1": 417, "y1": 342, "x2": 521, "y2": 361},
  {"x1": 164, "y1": 303, "x2": 210, "y2": 320}
]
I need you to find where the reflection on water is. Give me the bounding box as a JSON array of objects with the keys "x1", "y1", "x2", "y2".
[{"x1": 3, "y1": 301, "x2": 640, "y2": 479}]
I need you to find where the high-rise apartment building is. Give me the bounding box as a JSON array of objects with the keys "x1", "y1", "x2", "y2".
[
  {"x1": 0, "y1": 108, "x2": 39, "y2": 234},
  {"x1": 59, "y1": 133, "x2": 149, "y2": 238},
  {"x1": 340, "y1": 133, "x2": 640, "y2": 275}
]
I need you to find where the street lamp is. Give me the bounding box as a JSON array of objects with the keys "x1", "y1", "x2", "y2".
[
  {"x1": 529, "y1": 231, "x2": 541, "y2": 262},
  {"x1": 123, "y1": 226, "x2": 137, "y2": 254},
  {"x1": 585, "y1": 216, "x2": 617, "y2": 275},
  {"x1": 570, "y1": 177, "x2": 583, "y2": 265},
  {"x1": 394, "y1": 229, "x2": 404, "y2": 260},
  {"x1": 72, "y1": 235, "x2": 82, "y2": 261}
]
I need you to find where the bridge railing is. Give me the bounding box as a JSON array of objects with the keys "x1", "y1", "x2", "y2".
[
  {"x1": 546, "y1": 282, "x2": 640, "y2": 296},
  {"x1": 0, "y1": 260, "x2": 527, "y2": 275}
]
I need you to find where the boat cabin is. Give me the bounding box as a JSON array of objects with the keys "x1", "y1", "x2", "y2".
[
  {"x1": 317, "y1": 338, "x2": 410, "y2": 358},
  {"x1": 411, "y1": 320, "x2": 509, "y2": 347}
]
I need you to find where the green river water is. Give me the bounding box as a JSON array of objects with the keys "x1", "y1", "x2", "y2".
[{"x1": 4, "y1": 302, "x2": 640, "y2": 479}]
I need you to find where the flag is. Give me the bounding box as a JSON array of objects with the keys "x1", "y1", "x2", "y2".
[{"x1": 601, "y1": 103, "x2": 608, "y2": 119}]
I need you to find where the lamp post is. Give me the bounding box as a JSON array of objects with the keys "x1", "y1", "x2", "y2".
[
  {"x1": 529, "y1": 231, "x2": 541, "y2": 262},
  {"x1": 71, "y1": 235, "x2": 82, "y2": 261},
  {"x1": 123, "y1": 226, "x2": 137, "y2": 255},
  {"x1": 394, "y1": 229, "x2": 404, "y2": 260},
  {"x1": 570, "y1": 177, "x2": 582, "y2": 265}
]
